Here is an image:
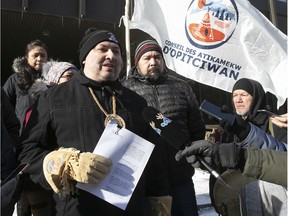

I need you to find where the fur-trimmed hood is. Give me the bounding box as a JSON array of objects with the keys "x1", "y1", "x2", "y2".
[
  {"x1": 13, "y1": 57, "x2": 48, "y2": 100},
  {"x1": 12, "y1": 56, "x2": 42, "y2": 94},
  {"x1": 12, "y1": 57, "x2": 31, "y2": 74}
]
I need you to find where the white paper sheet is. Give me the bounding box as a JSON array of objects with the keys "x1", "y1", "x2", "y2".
[{"x1": 76, "y1": 122, "x2": 155, "y2": 210}]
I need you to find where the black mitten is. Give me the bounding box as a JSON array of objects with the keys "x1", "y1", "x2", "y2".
[
  {"x1": 218, "y1": 143, "x2": 246, "y2": 169},
  {"x1": 220, "y1": 115, "x2": 250, "y2": 140}
]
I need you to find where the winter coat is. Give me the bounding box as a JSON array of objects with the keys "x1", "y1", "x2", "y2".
[
  {"x1": 243, "y1": 148, "x2": 287, "y2": 187},
  {"x1": 3, "y1": 57, "x2": 43, "y2": 131},
  {"x1": 240, "y1": 123, "x2": 287, "y2": 151},
  {"x1": 18, "y1": 71, "x2": 164, "y2": 216},
  {"x1": 241, "y1": 122, "x2": 287, "y2": 185},
  {"x1": 241, "y1": 147, "x2": 287, "y2": 216},
  {"x1": 237, "y1": 124, "x2": 287, "y2": 216},
  {"x1": 1, "y1": 87, "x2": 20, "y2": 179},
  {"x1": 240, "y1": 123, "x2": 287, "y2": 185},
  {"x1": 123, "y1": 67, "x2": 206, "y2": 186},
  {"x1": 1, "y1": 88, "x2": 21, "y2": 216}
]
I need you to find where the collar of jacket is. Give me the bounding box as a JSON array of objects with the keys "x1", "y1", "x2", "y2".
[
  {"x1": 128, "y1": 66, "x2": 168, "y2": 85},
  {"x1": 75, "y1": 70, "x2": 123, "y2": 96}
]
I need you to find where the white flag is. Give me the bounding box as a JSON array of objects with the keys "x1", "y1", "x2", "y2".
[{"x1": 129, "y1": 0, "x2": 287, "y2": 108}]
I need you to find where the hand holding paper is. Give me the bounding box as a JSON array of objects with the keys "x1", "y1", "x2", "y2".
[{"x1": 77, "y1": 122, "x2": 155, "y2": 210}]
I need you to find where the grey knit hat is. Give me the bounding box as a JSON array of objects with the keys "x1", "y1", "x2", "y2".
[{"x1": 42, "y1": 61, "x2": 78, "y2": 86}]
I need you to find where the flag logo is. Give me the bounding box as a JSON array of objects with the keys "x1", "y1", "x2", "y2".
[{"x1": 185, "y1": 0, "x2": 239, "y2": 49}]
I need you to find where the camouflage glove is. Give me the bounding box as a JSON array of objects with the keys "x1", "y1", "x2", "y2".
[{"x1": 43, "y1": 147, "x2": 112, "y2": 197}]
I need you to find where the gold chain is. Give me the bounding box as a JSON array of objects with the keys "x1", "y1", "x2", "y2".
[{"x1": 88, "y1": 87, "x2": 116, "y2": 117}]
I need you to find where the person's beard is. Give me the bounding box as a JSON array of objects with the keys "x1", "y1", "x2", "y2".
[
  {"x1": 147, "y1": 68, "x2": 162, "y2": 81},
  {"x1": 236, "y1": 110, "x2": 248, "y2": 119}
]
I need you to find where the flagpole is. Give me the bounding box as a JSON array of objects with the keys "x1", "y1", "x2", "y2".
[
  {"x1": 124, "y1": 0, "x2": 131, "y2": 78},
  {"x1": 267, "y1": 0, "x2": 278, "y2": 27}
]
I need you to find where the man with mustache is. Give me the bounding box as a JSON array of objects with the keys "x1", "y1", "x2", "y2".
[{"x1": 123, "y1": 40, "x2": 206, "y2": 216}]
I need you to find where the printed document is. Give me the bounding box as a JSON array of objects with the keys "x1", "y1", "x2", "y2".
[{"x1": 77, "y1": 122, "x2": 155, "y2": 210}]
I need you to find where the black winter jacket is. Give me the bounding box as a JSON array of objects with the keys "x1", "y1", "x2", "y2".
[
  {"x1": 18, "y1": 71, "x2": 162, "y2": 216},
  {"x1": 3, "y1": 57, "x2": 42, "y2": 132},
  {"x1": 1, "y1": 87, "x2": 20, "y2": 179},
  {"x1": 123, "y1": 67, "x2": 206, "y2": 186}
]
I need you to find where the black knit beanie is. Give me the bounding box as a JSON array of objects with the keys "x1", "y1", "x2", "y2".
[
  {"x1": 134, "y1": 40, "x2": 163, "y2": 66},
  {"x1": 232, "y1": 78, "x2": 254, "y2": 96},
  {"x1": 79, "y1": 29, "x2": 121, "y2": 66}
]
